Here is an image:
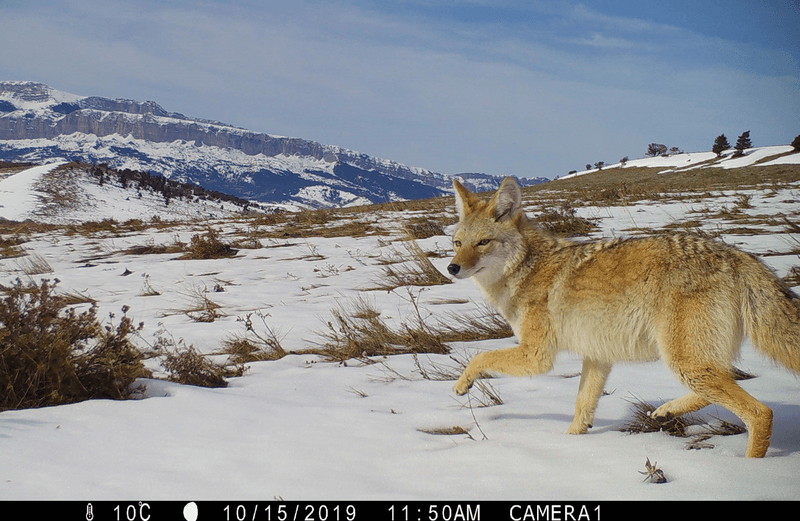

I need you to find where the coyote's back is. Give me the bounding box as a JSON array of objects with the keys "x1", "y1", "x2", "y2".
[{"x1": 447, "y1": 177, "x2": 800, "y2": 458}]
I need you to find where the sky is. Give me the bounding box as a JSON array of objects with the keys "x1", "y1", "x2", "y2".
[{"x1": 1, "y1": 0, "x2": 798, "y2": 179}]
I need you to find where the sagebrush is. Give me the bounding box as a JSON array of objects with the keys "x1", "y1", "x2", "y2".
[{"x1": 0, "y1": 279, "x2": 149, "y2": 411}]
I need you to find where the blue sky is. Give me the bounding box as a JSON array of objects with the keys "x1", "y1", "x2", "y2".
[{"x1": 1, "y1": 0, "x2": 798, "y2": 179}]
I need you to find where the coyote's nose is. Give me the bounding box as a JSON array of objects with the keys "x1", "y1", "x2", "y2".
[{"x1": 447, "y1": 264, "x2": 461, "y2": 276}]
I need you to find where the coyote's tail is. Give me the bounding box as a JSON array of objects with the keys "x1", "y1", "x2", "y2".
[{"x1": 741, "y1": 255, "x2": 800, "y2": 375}]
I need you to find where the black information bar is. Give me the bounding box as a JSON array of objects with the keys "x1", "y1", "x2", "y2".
[{"x1": 0, "y1": 499, "x2": 750, "y2": 520}]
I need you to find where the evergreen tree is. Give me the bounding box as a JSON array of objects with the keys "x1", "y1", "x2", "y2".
[
  {"x1": 791, "y1": 135, "x2": 800, "y2": 151},
  {"x1": 712, "y1": 134, "x2": 730, "y2": 157},
  {"x1": 734, "y1": 130, "x2": 752, "y2": 156}
]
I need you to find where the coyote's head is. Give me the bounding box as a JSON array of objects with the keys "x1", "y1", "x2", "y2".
[{"x1": 447, "y1": 177, "x2": 527, "y2": 282}]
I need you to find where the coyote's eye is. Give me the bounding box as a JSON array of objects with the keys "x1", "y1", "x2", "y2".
[
  {"x1": 453, "y1": 240, "x2": 462, "y2": 248},
  {"x1": 477, "y1": 239, "x2": 491, "y2": 246}
]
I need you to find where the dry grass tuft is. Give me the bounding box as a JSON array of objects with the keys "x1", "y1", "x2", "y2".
[
  {"x1": 315, "y1": 291, "x2": 449, "y2": 362},
  {"x1": 221, "y1": 311, "x2": 287, "y2": 363},
  {"x1": 433, "y1": 303, "x2": 513, "y2": 343},
  {"x1": 125, "y1": 237, "x2": 186, "y2": 256},
  {"x1": 701, "y1": 415, "x2": 747, "y2": 437},
  {"x1": 618, "y1": 395, "x2": 701, "y2": 437},
  {"x1": 177, "y1": 228, "x2": 238, "y2": 260},
  {"x1": 182, "y1": 285, "x2": 225, "y2": 323},
  {"x1": 246, "y1": 207, "x2": 386, "y2": 240},
  {"x1": 154, "y1": 329, "x2": 243, "y2": 388},
  {"x1": 413, "y1": 352, "x2": 503, "y2": 407},
  {"x1": 534, "y1": 205, "x2": 597, "y2": 236},
  {"x1": 160, "y1": 284, "x2": 225, "y2": 322},
  {"x1": 402, "y1": 216, "x2": 454, "y2": 240},
  {"x1": 0, "y1": 233, "x2": 27, "y2": 258},
  {"x1": 619, "y1": 395, "x2": 746, "y2": 451},
  {"x1": 316, "y1": 291, "x2": 516, "y2": 365},
  {"x1": 372, "y1": 238, "x2": 452, "y2": 291},
  {"x1": 417, "y1": 425, "x2": 472, "y2": 436},
  {"x1": 160, "y1": 344, "x2": 241, "y2": 388},
  {"x1": 14, "y1": 253, "x2": 54, "y2": 275},
  {"x1": 315, "y1": 295, "x2": 408, "y2": 362}
]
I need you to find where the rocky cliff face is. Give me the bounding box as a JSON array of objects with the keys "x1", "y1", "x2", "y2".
[{"x1": 0, "y1": 81, "x2": 547, "y2": 208}]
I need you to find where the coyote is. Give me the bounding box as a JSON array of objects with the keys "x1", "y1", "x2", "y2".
[{"x1": 447, "y1": 177, "x2": 800, "y2": 457}]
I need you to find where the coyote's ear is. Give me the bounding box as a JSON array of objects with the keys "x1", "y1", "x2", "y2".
[
  {"x1": 453, "y1": 179, "x2": 480, "y2": 221},
  {"x1": 488, "y1": 177, "x2": 522, "y2": 222}
]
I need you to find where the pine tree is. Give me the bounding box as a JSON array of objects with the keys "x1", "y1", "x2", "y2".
[
  {"x1": 791, "y1": 135, "x2": 800, "y2": 151},
  {"x1": 712, "y1": 134, "x2": 730, "y2": 157},
  {"x1": 734, "y1": 130, "x2": 752, "y2": 157}
]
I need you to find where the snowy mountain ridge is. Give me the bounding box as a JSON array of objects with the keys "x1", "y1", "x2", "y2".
[{"x1": 0, "y1": 81, "x2": 547, "y2": 208}]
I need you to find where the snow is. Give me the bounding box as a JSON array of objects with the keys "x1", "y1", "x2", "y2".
[
  {"x1": 3, "y1": 350, "x2": 796, "y2": 501},
  {"x1": 712, "y1": 145, "x2": 796, "y2": 170},
  {"x1": 560, "y1": 145, "x2": 800, "y2": 180},
  {"x1": 0, "y1": 82, "x2": 84, "y2": 113},
  {"x1": 0, "y1": 161, "x2": 258, "y2": 224},
  {"x1": 0, "y1": 161, "x2": 67, "y2": 220},
  {"x1": 1, "y1": 160, "x2": 800, "y2": 502}
]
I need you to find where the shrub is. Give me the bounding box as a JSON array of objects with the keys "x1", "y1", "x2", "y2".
[
  {"x1": 646, "y1": 143, "x2": 667, "y2": 157},
  {"x1": 0, "y1": 279, "x2": 149, "y2": 411}
]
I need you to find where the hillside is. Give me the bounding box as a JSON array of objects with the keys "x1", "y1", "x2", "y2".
[
  {"x1": 1, "y1": 143, "x2": 799, "y2": 501},
  {"x1": 0, "y1": 161, "x2": 276, "y2": 224}
]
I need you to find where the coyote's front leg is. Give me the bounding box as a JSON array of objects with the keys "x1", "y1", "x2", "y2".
[
  {"x1": 454, "y1": 340, "x2": 556, "y2": 395},
  {"x1": 566, "y1": 358, "x2": 612, "y2": 434},
  {"x1": 453, "y1": 350, "x2": 495, "y2": 395}
]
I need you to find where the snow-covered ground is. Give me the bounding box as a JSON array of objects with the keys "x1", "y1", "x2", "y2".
[
  {"x1": 0, "y1": 162, "x2": 269, "y2": 223},
  {"x1": 0, "y1": 162, "x2": 68, "y2": 219},
  {"x1": 1, "y1": 158, "x2": 799, "y2": 501}
]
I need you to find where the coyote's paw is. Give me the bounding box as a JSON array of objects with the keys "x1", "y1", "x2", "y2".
[
  {"x1": 650, "y1": 404, "x2": 674, "y2": 421},
  {"x1": 453, "y1": 378, "x2": 472, "y2": 396},
  {"x1": 566, "y1": 422, "x2": 590, "y2": 435}
]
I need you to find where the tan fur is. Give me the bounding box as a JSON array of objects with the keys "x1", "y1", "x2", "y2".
[{"x1": 448, "y1": 177, "x2": 800, "y2": 457}]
